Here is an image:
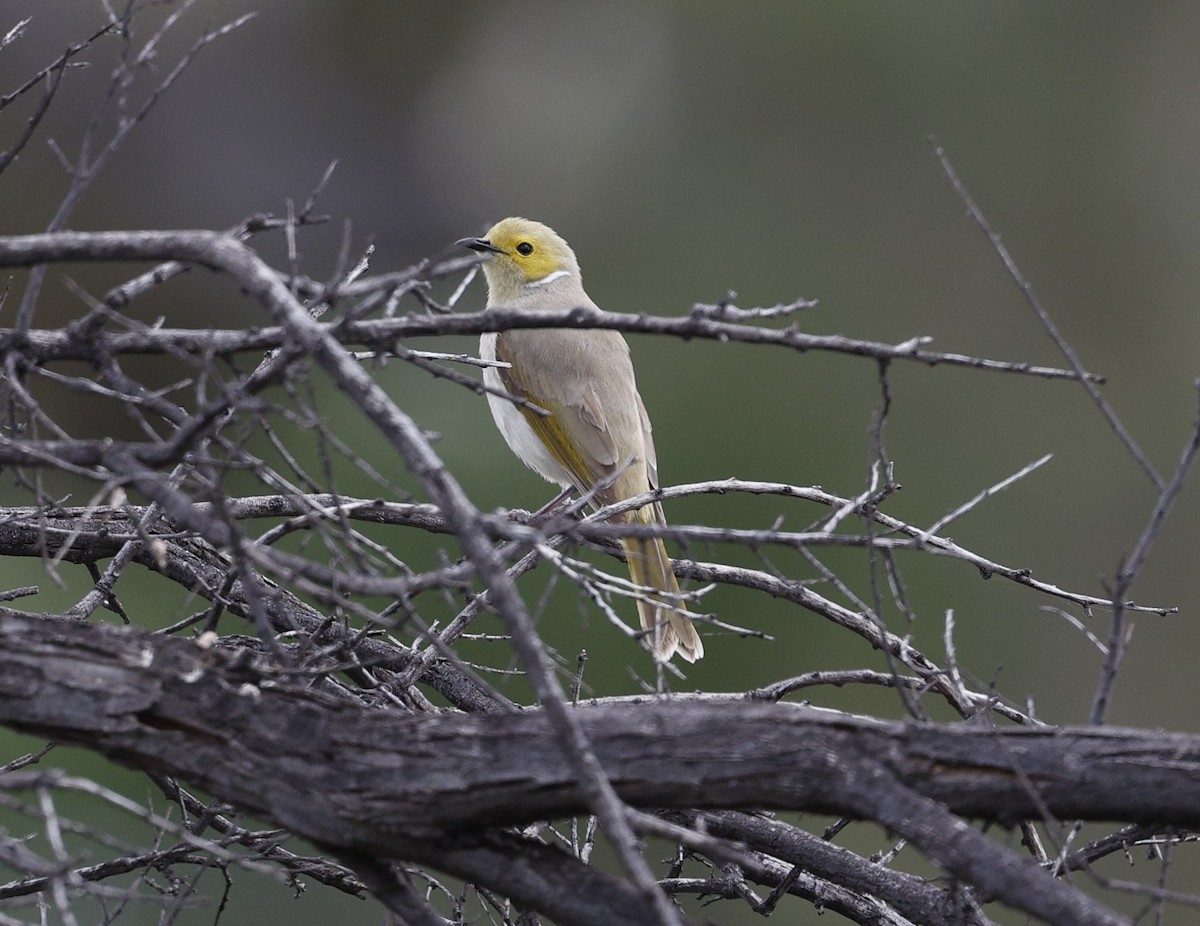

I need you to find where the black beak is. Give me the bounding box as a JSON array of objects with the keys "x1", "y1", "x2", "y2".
[{"x1": 456, "y1": 236, "x2": 503, "y2": 255}]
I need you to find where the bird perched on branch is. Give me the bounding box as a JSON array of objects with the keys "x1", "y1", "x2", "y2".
[{"x1": 458, "y1": 217, "x2": 703, "y2": 663}]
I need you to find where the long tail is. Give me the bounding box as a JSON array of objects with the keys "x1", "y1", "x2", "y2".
[{"x1": 621, "y1": 521, "x2": 703, "y2": 663}]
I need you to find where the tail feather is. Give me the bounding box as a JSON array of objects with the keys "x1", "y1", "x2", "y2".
[{"x1": 622, "y1": 534, "x2": 704, "y2": 663}]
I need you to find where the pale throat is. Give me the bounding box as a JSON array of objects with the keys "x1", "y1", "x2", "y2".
[{"x1": 524, "y1": 269, "x2": 571, "y2": 288}]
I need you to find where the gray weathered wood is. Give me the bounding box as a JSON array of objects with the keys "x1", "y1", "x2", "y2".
[{"x1": 0, "y1": 615, "x2": 1186, "y2": 925}]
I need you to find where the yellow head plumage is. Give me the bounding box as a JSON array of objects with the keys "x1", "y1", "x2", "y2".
[{"x1": 458, "y1": 217, "x2": 581, "y2": 305}]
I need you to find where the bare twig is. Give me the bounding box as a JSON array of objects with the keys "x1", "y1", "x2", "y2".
[
  {"x1": 14, "y1": 8, "x2": 256, "y2": 334},
  {"x1": 1089, "y1": 382, "x2": 1200, "y2": 724},
  {"x1": 920, "y1": 453, "x2": 1053, "y2": 539},
  {"x1": 932, "y1": 139, "x2": 1160, "y2": 488}
]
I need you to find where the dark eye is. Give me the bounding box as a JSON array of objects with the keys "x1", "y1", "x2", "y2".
[{"x1": 516, "y1": 241, "x2": 534, "y2": 256}]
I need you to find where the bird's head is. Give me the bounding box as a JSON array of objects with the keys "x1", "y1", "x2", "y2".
[{"x1": 458, "y1": 217, "x2": 581, "y2": 306}]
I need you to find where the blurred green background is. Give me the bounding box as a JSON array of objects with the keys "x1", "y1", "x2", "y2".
[{"x1": 2, "y1": 1, "x2": 1199, "y2": 923}]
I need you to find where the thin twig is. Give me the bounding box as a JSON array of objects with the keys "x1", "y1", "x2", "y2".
[
  {"x1": 932, "y1": 139, "x2": 1161, "y2": 488},
  {"x1": 920, "y1": 453, "x2": 1053, "y2": 540},
  {"x1": 1089, "y1": 381, "x2": 1200, "y2": 725}
]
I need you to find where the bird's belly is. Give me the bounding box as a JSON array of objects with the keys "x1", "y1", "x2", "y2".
[{"x1": 481, "y1": 334, "x2": 575, "y2": 490}]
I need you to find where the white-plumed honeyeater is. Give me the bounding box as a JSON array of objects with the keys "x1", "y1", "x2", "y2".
[{"x1": 459, "y1": 217, "x2": 703, "y2": 663}]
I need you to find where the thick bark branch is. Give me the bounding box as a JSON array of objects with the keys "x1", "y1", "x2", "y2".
[{"x1": 0, "y1": 616, "x2": 1187, "y2": 924}]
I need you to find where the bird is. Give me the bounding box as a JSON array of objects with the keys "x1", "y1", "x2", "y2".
[{"x1": 458, "y1": 217, "x2": 704, "y2": 663}]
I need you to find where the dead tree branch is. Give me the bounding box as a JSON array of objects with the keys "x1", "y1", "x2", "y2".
[{"x1": 4, "y1": 615, "x2": 1188, "y2": 926}]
